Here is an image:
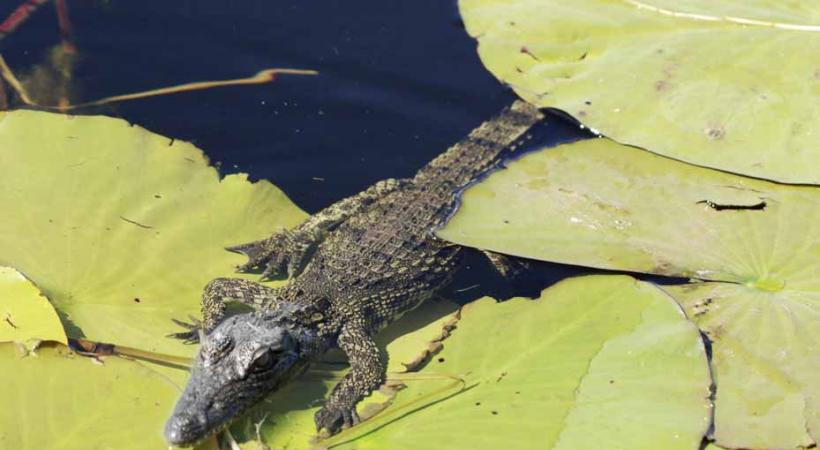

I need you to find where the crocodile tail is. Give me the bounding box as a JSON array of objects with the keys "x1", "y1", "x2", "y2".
[{"x1": 413, "y1": 100, "x2": 543, "y2": 189}]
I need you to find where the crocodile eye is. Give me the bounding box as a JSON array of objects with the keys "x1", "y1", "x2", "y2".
[
  {"x1": 251, "y1": 349, "x2": 274, "y2": 372},
  {"x1": 251, "y1": 347, "x2": 285, "y2": 372}
]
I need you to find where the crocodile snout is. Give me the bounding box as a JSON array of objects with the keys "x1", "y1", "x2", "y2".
[{"x1": 164, "y1": 411, "x2": 208, "y2": 446}]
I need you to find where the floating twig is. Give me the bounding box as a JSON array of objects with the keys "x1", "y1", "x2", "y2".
[
  {"x1": 58, "y1": 67, "x2": 319, "y2": 110},
  {"x1": 119, "y1": 215, "x2": 154, "y2": 229},
  {"x1": 69, "y1": 337, "x2": 192, "y2": 369},
  {"x1": 0, "y1": 54, "x2": 34, "y2": 104}
]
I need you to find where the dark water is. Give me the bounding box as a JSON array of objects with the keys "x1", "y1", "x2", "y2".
[{"x1": 3, "y1": 0, "x2": 600, "y2": 301}]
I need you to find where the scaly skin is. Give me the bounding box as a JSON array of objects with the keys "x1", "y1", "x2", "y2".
[{"x1": 164, "y1": 100, "x2": 544, "y2": 446}]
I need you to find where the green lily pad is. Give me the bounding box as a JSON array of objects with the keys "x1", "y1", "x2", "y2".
[
  {"x1": 439, "y1": 138, "x2": 820, "y2": 448},
  {"x1": 330, "y1": 276, "x2": 711, "y2": 450},
  {"x1": 0, "y1": 266, "x2": 66, "y2": 345},
  {"x1": 458, "y1": 0, "x2": 820, "y2": 183},
  {"x1": 0, "y1": 110, "x2": 306, "y2": 354},
  {"x1": 0, "y1": 343, "x2": 217, "y2": 450},
  {"x1": 663, "y1": 283, "x2": 819, "y2": 449}
]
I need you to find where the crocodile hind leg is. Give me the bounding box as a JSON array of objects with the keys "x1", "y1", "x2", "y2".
[
  {"x1": 481, "y1": 250, "x2": 544, "y2": 298},
  {"x1": 229, "y1": 178, "x2": 407, "y2": 280},
  {"x1": 482, "y1": 250, "x2": 531, "y2": 280},
  {"x1": 169, "y1": 278, "x2": 283, "y2": 343}
]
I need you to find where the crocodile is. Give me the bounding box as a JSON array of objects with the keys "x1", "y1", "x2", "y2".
[{"x1": 164, "y1": 100, "x2": 544, "y2": 446}]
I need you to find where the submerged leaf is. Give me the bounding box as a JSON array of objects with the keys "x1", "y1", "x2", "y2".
[
  {"x1": 458, "y1": 0, "x2": 820, "y2": 183},
  {"x1": 0, "y1": 266, "x2": 66, "y2": 345},
  {"x1": 0, "y1": 110, "x2": 306, "y2": 354},
  {"x1": 439, "y1": 138, "x2": 820, "y2": 448},
  {"x1": 333, "y1": 276, "x2": 711, "y2": 450}
]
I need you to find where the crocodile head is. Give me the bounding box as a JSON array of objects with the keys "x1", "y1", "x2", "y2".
[{"x1": 164, "y1": 310, "x2": 316, "y2": 446}]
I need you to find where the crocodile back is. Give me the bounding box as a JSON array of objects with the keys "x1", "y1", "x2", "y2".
[
  {"x1": 297, "y1": 100, "x2": 543, "y2": 330},
  {"x1": 413, "y1": 100, "x2": 543, "y2": 197}
]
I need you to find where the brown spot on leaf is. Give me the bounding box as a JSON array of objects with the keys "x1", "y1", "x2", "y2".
[
  {"x1": 705, "y1": 124, "x2": 725, "y2": 140},
  {"x1": 520, "y1": 46, "x2": 540, "y2": 61},
  {"x1": 653, "y1": 261, "x2": 674, "y2": 274},
  {"x1": 692, "y1": 297, "x2": 713, "y2": 317},
  {"x1": 708, "y1": 325, "x2": 725, "y2": 340},
  {"x1": 578, "y1": 110, "x2": 587, "y2": 117},
  {"x1": 655, "y1": 80, "x2": 669, "y2": 91}
]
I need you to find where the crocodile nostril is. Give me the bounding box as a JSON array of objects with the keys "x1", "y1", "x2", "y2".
[{"x1": 164, "y1": 413, "x2": 207, "y2": 446}]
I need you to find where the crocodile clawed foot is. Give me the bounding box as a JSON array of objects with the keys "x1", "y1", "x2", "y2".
[
  {"x1": 227, "y1": 233, "x2": 290, "y2": 278},
  {"x1": 167, "y1": 315, "x2": 203, "y2": 344},
  {"x1": 314, "y1": 404, "x2": 360, "y2": 436},
  {"x1": 228, "y1": 230, "x2": 313, "y2": 280}
]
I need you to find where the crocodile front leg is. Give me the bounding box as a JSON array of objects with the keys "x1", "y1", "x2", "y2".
[
  {"x1": 230, "y1": 178, "x2": 406, "y2": 280},
  {"x1": 169, "y1": 278, "x2": 283, "y2": 343},
  {"x1": 315, "y1": 321, "x2": 385, "y2": 434}
]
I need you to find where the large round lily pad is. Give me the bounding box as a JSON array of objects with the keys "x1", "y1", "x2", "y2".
[
  {"x1": 458, "y1": 0, "x2": 820, "y2": 183},
  {"x1": 329, "y1": 276, "x2": 711, "y2": 450},
  {"x1": 0, "y1": 110, "x2": 307, "y2": 354},
  {"x1": 439, "y1": 138, "x2": 820, "y2": 448}
]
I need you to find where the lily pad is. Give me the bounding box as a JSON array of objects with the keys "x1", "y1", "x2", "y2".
[
  {"x1": 0, "y1": 110, "x2": 306, "y2": 354},
  {"x1": 0, "y1": 266, "x2": 66, "y2": 345},
  {"x1": 439, "y1": 138, "x2": 820, "y2": 448},
  {"x1": 330, "y1": 276, "x2": 711, "y2": 450},
  {"x1": 0, "y1": 343, "x2": 217, "y2": 450},
  {"x1": 663, "y1": 283, "x2": 820, "y2": 450},
  {"x1": 458, "y1": 0, "x2": 820, "y2": 183}
]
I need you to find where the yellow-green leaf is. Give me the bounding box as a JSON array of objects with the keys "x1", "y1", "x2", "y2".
[
  {"x1": 0, "y1": 266, "x2": 66, "y2": 345},
  {"x1": 332, "y1": 276, "x2": 711, "y2": 450},
  {"x1": 0, "y1": 110, "x2": 306, "y2": 354},
  {"x1": 458, "y1": 0, "x2": 820, "y2": 183},
  {"x1": 663, "y1": 283, "x2": 819, "y2": 449},
  {"x1": 439, "y1": 138, "x2": 820, "y2": 448},
  {"x1": 0, "y1": 343, "x2": 217, "y2": 450}
]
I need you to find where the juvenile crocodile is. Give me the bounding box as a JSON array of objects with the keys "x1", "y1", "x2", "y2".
[{"x1": 164, "y1": 100, "x2": 544, "y2": 446}]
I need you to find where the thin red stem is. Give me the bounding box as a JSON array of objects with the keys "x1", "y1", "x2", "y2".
[{"x1": 0, "y1": 0, "x2": 50, "y2": 40}]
